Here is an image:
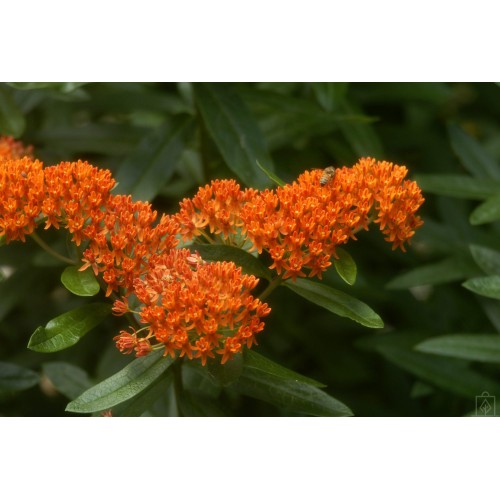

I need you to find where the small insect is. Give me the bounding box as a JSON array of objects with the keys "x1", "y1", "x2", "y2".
[{"x1": 319, "y1": 166, "x2": 336, "y2": 186}]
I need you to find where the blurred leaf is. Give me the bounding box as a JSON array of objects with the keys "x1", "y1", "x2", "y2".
[
  {"x1": 194, "y1": 83, "x2": 274, "y2": 188},
  {"x1": 337, "y1": 100, "x2": 384, "y2": 157},
  {"x1": 311, "y1": 83, "x2": 349, "y2": 112},
  {"x1": 416, "y1": 334, "x2": 500, "y2": 363},
  {"x1": 66, "y1": 350, "x2": 175, "y2": 413},
  {"x1": 42, "y1": 362, "x2": 92, "y2": 400},
  {"x1": 463, "y1": 275, "x2": 500, "y2": 300},
  {"x1": 189, "y1": 244, "x2": 273, "y2": 280},
  {"x1": 470, "y1": 245, "x2": 500, "y2": 275},
  {"x1": 239, "y1": 88, "x2": 366, "y2": 151},
  {"x1": 207, "y1": 353, "x2": 243, "y2": 386},
  {"x1": 0, "y1": 362, "x2": 39, "y2": 394},
  {"x1": 36, "y1": 124, "x2": 144, "y2": 155},
  {"x1": 0, "y1": 85, "x2": 26, "y2": 137},
  {"x1": 178, "y1": 391, "x2": 227, "y2": 416},
  {"x1": 387, "y1": 256, "x2": 480, "y2": 289},
  {"x1": 377, "y1": 344, "x2": 500, "y2": 398},
  {"x1": 0, "y1": 268, "x2": 40, "y2": 321},
  {"x1": 470, "y1": 194, "x2": 500, "y2": 225},
  {"x1": 334, "y1": 248, "x2": 357, "y2": 285},
  {"x1": 61, "y1": 266, "x2": 100, "y2": 297},
  {"x1": 257, "y1": 159, "x2": 285, "y2": 187},
  {"x1": 7, "y1": 82, "x2": 87, "y2": 93},
  {"x1": 285, "y1": 278, "x2": 383, "y2": 328},
  {"x1": 235, "y1": 350, "x2": 353, "y2": 416},
  {"x1": 415, "y1": 174, "x2": 500, "y2": 200},
  {"x1": 114, "y1": 114, "x2": 196, "y2": 201},
  {"x1": 448, "y1": 123, "x2": 500, "y2": 180},
  {"x1": 353, "y1": 83, "x2": 452, "y2": 105},
  {"x1": 28, "y1": 303, "x2": 111, "y2": 353}
]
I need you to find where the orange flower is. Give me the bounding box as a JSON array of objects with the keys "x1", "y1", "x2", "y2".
[
  {"x1": 114, "y1": 248, "x2": 271, "y2": 365},
  {"x1": 176, "y1": 179, "x2": 257, "y2": 245},
  {"x1": 0, "y1": 136, "x2": 33, "y2": 161},
  {"x1": 240, "y1": 158, "x2": 424, "y2": 280},
  {"x1": 0, "y1": 157, "x2": 45, "y2": 242}
]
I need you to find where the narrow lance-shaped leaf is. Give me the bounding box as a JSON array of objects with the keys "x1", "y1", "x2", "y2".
[
  {"x1": 463, "y1": 276, "x2": 500, "y2": 300},
  {"x1": 0, "y1": 85, "x2": 26, "y2": 137},
  {"x1": 28, "y1": 303, "x2": 111, "y2": 353},
  {"x1": 235, "y1": 350, "x2": 352, "y2": 416},
  {"x1": 448, "y1": 124, "x2": 500, "y2": 180},
  {"x1": 61, "y1": 266, "x2": 100, "y2": 297},
  {"x1": 257, "y1": 159, "x2": 285, "y2": 187},
  {"x1": 415, "y1": 334, "x2": 500, "y2": 364},
  {"x1": 194, "y1": 83, "x2": 274, "y2": 189},
  {"x1": 469, "y1": 245, "x2": 500, "y2": 276},
  {"x1": 66, "y1": 350, "x2": 175, "y2": 413},
  {"x1": 114, "y1": 114, "x2": 195, "y2": 201},
  {"x1": 470, "y1": 194, "x2": 500, "y2": 225},
  {"x1": 415, "y1": 174, "x2": 500, "y2": 200},
  {"x1": 285, "y1": 278, "x2": 383, "y2": 328}
]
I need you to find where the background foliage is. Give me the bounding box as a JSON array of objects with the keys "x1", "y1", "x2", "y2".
[{"x1": 1, "y1": 82, "x2": 500, "y2": 416}]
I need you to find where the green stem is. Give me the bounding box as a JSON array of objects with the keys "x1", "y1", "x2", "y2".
[
  {"x1": 258, "y1": 276, "x2": 283, "y2": 301},
  {"x1": 30, "y1": 232, "x2": 77, "y2": 265}
]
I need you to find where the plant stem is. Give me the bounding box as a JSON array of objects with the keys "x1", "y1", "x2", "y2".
[
  {"x1": 30, "y1": 232, "x2": 77, "y2": 265},
  {"x1": 258, "y1": 276, "x2": 283, "y2": 301}
]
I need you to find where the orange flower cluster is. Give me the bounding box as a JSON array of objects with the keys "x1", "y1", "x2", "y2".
[
  {"x1": 0, "y1": 136, "x2": 270, "y2": 364},
  {"x1": 113, "y1": 248, "x2": 270, "y2": 365},
  {"x1": 177, "y1": 158, "x2": 424, "y2": 280},
  {"x1": 176, "y1": 179, "x2": 256, "y2": 244},
  {"x1": 0, "y1": 136, "x2": 32, "y2": 161}
]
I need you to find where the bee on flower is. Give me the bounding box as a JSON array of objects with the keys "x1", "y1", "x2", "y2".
[{"x1": 319, "y1": 166, "x2": 336, "y2": 186}]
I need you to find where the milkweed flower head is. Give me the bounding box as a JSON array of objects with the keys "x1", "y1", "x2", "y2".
[
  {"x1": 0, "y1": 136, "x2": 33, "y2": 161},
  {"x1": 176, "y1": 179, "x2": 257, "y2": 245},
  {"x1": 113, "y1": 248, "x2": 271, "y2": 365},
  {"x1": 239, "y1": 157, "x2": 424, "y2": 280}
]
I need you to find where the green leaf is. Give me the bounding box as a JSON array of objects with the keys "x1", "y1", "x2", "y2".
[
  {"x1": 66, "y1": 350, "x2": 175, "y2": 413},
  {"x1": 114, "y1": 114, "x2": 195, "y2": 201},
  {"x1": 256, "y1": 159, "x2": 285, "y2": 187},
  {"x1": 285, "y1": 278, "x2": 383, "y2": 328},
  {"x1": 235, "y1": 350, "x2": 353, "y2": 416},
  {"x1": 334, "y1": 248, "x2": 357, "y2": 285},
  {"x1": 114, "y1": 372, "x2": 173, "y2": 417},
  {"x1": 27, "y1": 303, "x2": 111, "y2": 353},
  {"x1": 387, "y1": 257, "x2": 479, "y2": 289},
  {"x1": 463, "y1": 275, "x2": 500, "y2": 300},
  {"x1": 448, "y1": 124, "x2": 500, "y2": 180},
  {"x1": 189, "y1": 243, "x2": 273, "y2": 280},
  {"x1": 193, "y1": 83, "x2": 274, "y2": 188},
  {"x1": 7, "y1": 82, "x2": 87, "y2": 93},
  {"x1": 377, "y1": 344, "x2": 500, "y2": 399},
  {"x1": 470, "y1": 194, "x2": 500, "y2": 225},
  {"x1": 0, "y1": 85, "x2": 26, "y2": 137},
  {"x1": 470, "y1": 245, "x2": 500, "y2": 275},
  {"x1": 337, "y1": 101, "x2": 384, "y2": 158},
  {"x1": 243, "y1": 350, "x2": 326, "y2": 388},
  {"x1": 35, "y1": 124, "x2": 144, "y2": 155},
  {"x1": 415, "y1": 174, "x2": 500, "y2": 200},
  {"x1": 207, "y1": 353, "x2": 243, "y2": 386},
  {"x1": 311, "y1": 83, "x2": 349, "y2": 112},
  {"x1": 416, "y1": 334, "x2": 500, "y2": 363},
  {"x1": 0, "y1": 362, "x2": 39, "y2": 394},
  {"x1": 61, "y1": 266, "x2": 100, "y2": 297},
  {"x1": 42, "y1": 362, "x2": 92, "y2": 400}
]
